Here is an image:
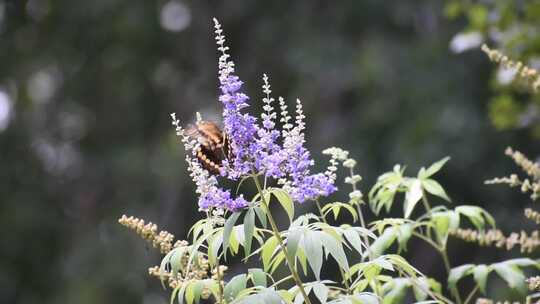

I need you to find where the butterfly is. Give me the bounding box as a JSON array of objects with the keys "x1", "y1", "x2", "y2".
[{"x1": 186, "y1": 121, "x2": 233, "y2": 174}]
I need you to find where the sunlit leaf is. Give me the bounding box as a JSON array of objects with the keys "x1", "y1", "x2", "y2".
[
  {"x1": 304, "y1": 231, "x2": 323, "y2": 280},
  {"x1": 420, "y1": 157, "x2": 450, "y2": 179},
  {"x1": 422, "y1": 179, "x2": 451, "y2": 202},
  {"x1": 404, "y1": 179, "x2": 423, "y2": 218}
]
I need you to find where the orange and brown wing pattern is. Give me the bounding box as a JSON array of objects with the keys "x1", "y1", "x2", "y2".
[{"x1": 187, "y1": 121, "x2": 231, "y2": 174}]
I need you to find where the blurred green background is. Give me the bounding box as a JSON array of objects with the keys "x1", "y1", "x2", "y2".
[{"x1": 1, "y1": 0, "x2": 539, "y2": 303}]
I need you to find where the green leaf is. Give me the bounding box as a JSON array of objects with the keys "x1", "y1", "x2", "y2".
[
  {"x1": 297, "y1": 248, "x2": 308, "y2": 276},
  {"x1": 412, "y1": 277, "x2": 430, "y2": 301},
  {"x1": 185, "y1": 280, "x2": 203, "y2": 304},
  {"x1": 313, "y1": 282, "x2": 329, "y2": 304},
  {"x1": 270, "y1": 251, "x2": 286, "y2": 274},
  {"x1": 320, "y1": 231, "x2": 350, "y2": 272},
  {"x1": 223, "y1": 212, "x2": 241, "y2": 257},
  {"x1": 473, "y1": 264, "x2": 489, "y2": 294},
  {"x1": 343, "y1": 227, "x2": 365, "y2": 255},
  {"x1": 492, "y1": 262, "x2": 527, "y2": 294},
  {"x1": 237, "y1": 289, "x2": 284, "y2": 304},
  {"x1": 207, "y1": 231, "x2": 223, "y2": 267},
  {"x1": 421, "y1": 157, "x2": 450, "y2": 179},
  {"x1": 456, "y1": 206, "x2": 494, "y2": 231},
  {"x1": 304, "y1": 231, "x2": 323, "y2": 280},
  {"x1": 270, "y1": 188, "x2": 295, "y2": 222},
  {"x1": 448, "y1": 264, "x2": 474, "y2": 290},
  {"x1": 223, "y1": 274, "x2": 247, "y2": 302},
  {"x1": 397, "y1": 223, "x2": 413, "y2": 252},
  {"x1": 382, "y1": 278, "x2": 409, "y2": 304},
  {"x1": 505, "y1": 258, "x2": 540, "y2": 268},
  {"x1": 422, "y1": 179, "x2": 451, "y2": 202},
  {"x1": 431, "y1": 212, "x2": 450, "y2": 244},
  {"x1": 404, "y1": 179, "x2": 423, "y2": 218},
  {"x1": 286, "y1": 228, "x2": 302, "y2": 264},
  {"x1": 261, "y1": 236, "x2": 279, "y2": 272},
  {"x1": 243, "y1": 208, "x2": 255, "y2": 257},
  {"x1": 386, "y1": 254, "x2": 421, "y2": 277},
  {"x1": 254, "y1": 206, "x2": 267, "y2": 228},
  {"x1": 369, "y1": 227, "x2": 397, "y2": 258},
  {"x1": 176, "y1": 283, "x2": 188, "y2": 304},
  {"x1": 248, "y1": 268, "x2": 267, "y2": 287}
]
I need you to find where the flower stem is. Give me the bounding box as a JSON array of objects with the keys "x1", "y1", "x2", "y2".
[
  {"x1": 441, "y1": 248, "x2": 463, "y2": 304},
  {"x1": 413, "y1": 231, "x2": 462, "y2": 304},
  {"x1": 463, "y1": 285, "x2": 479, "y2": 304},
  {"x1": 252, "y1": 175, "x2": 312, "y2": 304},
  {"x1": 421, "y1": 194, "x2": 433, "y2": 239},
  {"x1": 348, "y1": 167, "x2": 373, "y2": 261}
]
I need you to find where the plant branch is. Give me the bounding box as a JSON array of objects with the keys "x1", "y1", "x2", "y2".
[{"x1": 252, "y1": 175, "x2": 312, "y2": 304}]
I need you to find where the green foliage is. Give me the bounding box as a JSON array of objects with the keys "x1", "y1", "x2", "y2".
[
  {"x1": 130, "y1": 149, "x2": 539, "y2": 304},
  {"x1": 369, "y1": 157, "x2": 451, "y2": 218},
  {"x1": 449, "y1": 259, "x2": 540, "y2": 296}
]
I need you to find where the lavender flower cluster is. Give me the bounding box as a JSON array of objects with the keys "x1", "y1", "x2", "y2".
[{"x1": 171, "y1": 19, "x2": 337, "y2": 211}]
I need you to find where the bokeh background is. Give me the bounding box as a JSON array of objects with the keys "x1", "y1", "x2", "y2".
[{"x1": 1, "y1": 0, "x2": 539, "y2": 303}]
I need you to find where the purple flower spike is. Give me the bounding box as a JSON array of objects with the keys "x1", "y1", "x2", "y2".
[{"x1": 171, "y1": 19, "x2": 340, "y2": 212}]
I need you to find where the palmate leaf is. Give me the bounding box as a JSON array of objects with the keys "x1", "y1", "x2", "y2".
[
  {"x1": 369, "y1": 165, "x2": 405, "y2": 215},
  {"x1": 322, "y1": 202, "x2": 358, "y2": 222},
  {"x1": 448, "y1": 259, "x2": 539, "y2": 295},
  {"x1": 455, "y1": 205, "x2": 495, "y2": 231}
]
